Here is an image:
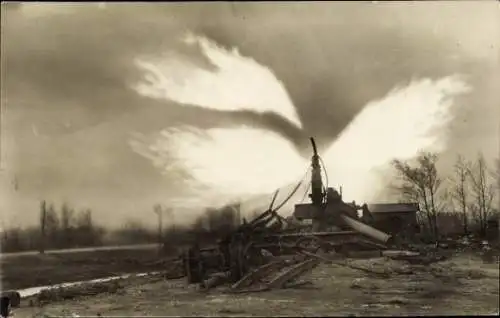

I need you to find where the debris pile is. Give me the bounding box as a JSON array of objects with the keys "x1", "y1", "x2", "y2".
[
  {"x1": 180, "y1": 208, "x2": 393, "y2": 293},
  {"x1": 178, "y1": 137, "x2": 413, "y2": 292},
  {"x1": 36, "y1": 280, "x2": 123, "y2": 305}
]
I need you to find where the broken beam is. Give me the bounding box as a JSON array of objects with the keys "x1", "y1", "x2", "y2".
[
  {"x1": 231, "y1": 261, "x2": 286, "y2": 290},
  {"x1": 266, "y1": 258, "x2": 319, "y2": 289}
]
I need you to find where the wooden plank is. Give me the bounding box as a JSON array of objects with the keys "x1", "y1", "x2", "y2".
[
  {"x1": 346, "y1": 250, "x2": 383, "y2": 259},
  {"x1": 357, "y1": 238, "x2": 388, "y2": 250},
  {"x1": 229, "y1": 285, "x2": 270, "y2": 294},
  {"x1": 299, "y1": 250, "x2": 337, "y2": 263},
  {"x1": 267, "y1": 231, "x2": 357, "y2": 238},
  {"x1": 266, "y1": 259, "x2": 319, "y2": 289},
  {"x1": 330, "y1": 260, "x2": 391, "y2": 278},
  {"x1": 231, "y1": 261, "x2": 285, "y2": 290}
]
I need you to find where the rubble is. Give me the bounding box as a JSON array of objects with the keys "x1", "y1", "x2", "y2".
[
  {"x1": 175, "y1": 137, "x2": 423, "y2": 293},
  {"x1": 178, "y1": 205, "x2": 401, "y2": 293},
  {"x1": 36, "y1": 280, "x2": 123, "y2": 305}
]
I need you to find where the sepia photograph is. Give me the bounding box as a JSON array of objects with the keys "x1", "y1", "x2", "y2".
[{"x1": 1, "y1": 1, "x2": 499, "y2": 316}]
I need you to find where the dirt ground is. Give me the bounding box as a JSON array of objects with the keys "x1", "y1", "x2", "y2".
[
  {"x1": 13, "y1": 253, "x2": 499, "y2": 317},
  {"x1": 1, "y1": 248, "x2": 164, "y2": 290}
]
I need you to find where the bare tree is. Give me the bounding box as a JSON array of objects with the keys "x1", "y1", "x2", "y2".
[
  {"x1": 60, "y1": 203, "x2": 73, "y2": 230},
  {"x1": 117, "y1": 219, "x2": 154, "y2": 244},
  {"x1": 153, "y1": 204, "x2": 163, "y2": 246},
  {"x1": 391, "y1": 152, "x2": 444, "y2": 242},
  {"x1": 493, "y1": 158, "x2": 500, "y2": 209},
  {"x1": 45, "y1": 203, "x2": 60, "y2": 247},
  {"x1": 39, "y1": 200, "x2": 47, "y2": 254},
  {"x1": 60, "y1": 202, "x2": 75, "y2": 248},
  {"x1": 466, "y1": 153, "x2": 496, "y2": 236},
  {"x1": 495, "y1": 158, "x2": 500, "y2": 183},
  {"x1": 74, "y1": 208, "x2": 100, "y2": 246},
  {"x1": 450, "y1": 155, "x2": 470, "y2": 235},
  {"x1": 495, "y1": 157, "x2": 500, "y2": 212}
]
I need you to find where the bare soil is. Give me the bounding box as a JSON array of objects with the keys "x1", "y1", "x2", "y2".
[{"x1": 12, "y1": 253, "x2": 500, "y2": 317}]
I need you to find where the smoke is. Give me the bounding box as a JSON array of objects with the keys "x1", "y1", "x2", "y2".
[
  {"x1": 130, "y1": 34, "x2": 472, "y2": 212},
  {"x1": 133, "y1": 33, "x2": 302, "y2": 128},
  {"x1": 130, "y1": 126, "x2": 309, "y2": 208},
  {"x1": 322, "y1": 76, "x2": 471, "y2": 203},
  {"x1": 3, "y1": 4, "x2": 496, "y2": 226}
]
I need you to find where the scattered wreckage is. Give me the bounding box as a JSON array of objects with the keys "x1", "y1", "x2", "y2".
[{"x1": 180, "y1": 137, "x2": 419, "y2": 292}]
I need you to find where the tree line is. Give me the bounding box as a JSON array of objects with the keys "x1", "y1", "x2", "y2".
[
  {"x1": 0, "y1": 202, "x2": 162, "y2": 253},
  {"x1": 391, "y1": 152, "x2": 499, "y2": 242},
  {"x1": 1, "y1": 153, "x2": 498, "y2": 253},
  {"x1": 0, "y1": 202, "x2": 243, "y2": 253},
  {"x1": 1, "y1": 202, "x2": 107, "y2": 253}
]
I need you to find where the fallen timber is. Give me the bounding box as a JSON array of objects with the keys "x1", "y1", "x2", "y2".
[
  {"x1": 181, "y1": 211, "x2": 393, "y2": 291},
  {"x1": 179, "y1": 137, "x2": 415, "y2": 292}
]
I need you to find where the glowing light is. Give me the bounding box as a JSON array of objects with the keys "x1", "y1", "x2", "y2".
[
  {"x1": 130, "y1": 126, "x2": 309, "y2": 208},
  {"x1": 130, "y1": 33, "x2": 471, "y2": 212},
  {"x1": 322, "y1": 76, "x2": 471, "y2": 203},
  {"x1": 133, "y1": 33, "x2": 302, "y2": 128}
]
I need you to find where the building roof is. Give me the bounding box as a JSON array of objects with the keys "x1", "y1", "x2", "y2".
[{"x1": 367, "y1": 203, "x2": 419, "y2": 214}]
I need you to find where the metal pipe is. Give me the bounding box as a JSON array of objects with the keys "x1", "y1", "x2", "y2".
[
  {"x1": 309, "y1": 137, "x2": 318, "y2": 156},
  {"x1": 309, "y1": 137, "x2": 324, "y2": 207},
  {"x1": 340, "y1": 214, "x2": 391, "y2": 244}
]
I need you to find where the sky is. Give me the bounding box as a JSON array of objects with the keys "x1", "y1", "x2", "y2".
[{"x1": 1, "y1": 2, "x2": 499, "y2": 228}]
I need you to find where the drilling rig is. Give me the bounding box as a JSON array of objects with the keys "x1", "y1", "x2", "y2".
[
  {"x1": 293, "y1": 138, "x2": 391, "y2": 244},
  {"x1": 181, "y1": 136, "x2": 404, "y2": 288}
]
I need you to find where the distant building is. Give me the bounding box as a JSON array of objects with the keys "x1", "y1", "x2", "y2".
[{"x1": 362, "y1": 203, "x2": 420, "y2": 240}]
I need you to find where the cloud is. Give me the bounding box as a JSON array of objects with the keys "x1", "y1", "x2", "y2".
[
  {"x1": 4, "y1": 3, "x2": 498, "y2": 141},
  {"x1": 187, "y1": 2, "x2": 499, "y2": 149},
  {"x1": 1, "y1": 2, "x2": 498, "y2": 225}
]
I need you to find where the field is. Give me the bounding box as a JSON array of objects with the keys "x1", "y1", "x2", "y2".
[
  {"x1": 9, "y1": 251, "x2": 500, "y2": 317},
  {"x1": 1, "y1": 247, "x2": 166, "y2": 291}
]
